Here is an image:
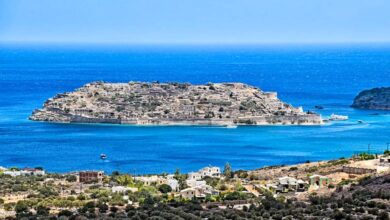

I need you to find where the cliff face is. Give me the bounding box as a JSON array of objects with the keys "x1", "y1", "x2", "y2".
[
  {"x1": 351, "y1": 87, "x2": 390, "y2": 110},
  {"x1": 30, "y1": 81, "x2": 322, "y2": 125}
]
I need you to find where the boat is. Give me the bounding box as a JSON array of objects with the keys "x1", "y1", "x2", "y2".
[
  {"x1": 100, "y1": 154, "x2": 107, "y2": 160},
  {"x1": 226, "y1": 124, "x2": 238, "y2": 129},
  {"x1": 329, "y1": 114, "x2": 349, "y2": 121},
  {"x1": 314, "y1": 105, "x2": 324, "y2": 110},
  {"x1": 357, "y1": 120, "x2": 364, "y2": 124}
]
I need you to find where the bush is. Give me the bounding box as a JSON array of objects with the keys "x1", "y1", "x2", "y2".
[
  {"x1": 96, "y1": 202, "x2": 107, "y2": 213},
  {"x1": 15, "y1": 201, "x2": 29, "y2": 214},
  {"x1": 36, "y1": 205, "x2": 50, "y2": 216},
  {"x1": 378, "y1": 211, "x2": 390, "y2": 220},
  {"x1": 65, "y1": 175, "x2": 77, "y2": 182},
  {"x1": 58, "y1": 209, "x2": 73, "y2": 217},
  {"x1": 158, "y1": 184, "x2": 172, "y2": 194}
]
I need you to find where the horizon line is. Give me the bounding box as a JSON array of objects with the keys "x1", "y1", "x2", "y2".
[{"x1": 2, "y1": 40, "x2": 390, "y2": 47}]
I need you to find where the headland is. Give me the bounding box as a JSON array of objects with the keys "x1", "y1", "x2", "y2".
[{"x1": 352, "y1": 87, "x2": 390, "y2": 110}]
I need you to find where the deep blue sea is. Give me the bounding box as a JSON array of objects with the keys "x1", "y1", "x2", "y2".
[{"x1": 0, "y1": 44, "x2": 390, "y2": 174}]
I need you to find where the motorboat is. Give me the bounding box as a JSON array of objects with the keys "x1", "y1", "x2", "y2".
[
  {"x1": 100, "y1": 154, "x2": 107, "y2": 160},
  {"x1": 329, "y1": 114, "x2": 348, "y2": 121},
  {"x1": 226, "y1": 124, "x2": 238, "y2": 129}
]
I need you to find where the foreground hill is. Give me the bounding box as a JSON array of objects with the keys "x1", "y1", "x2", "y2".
[
  {"x1": 30, "y1": 81, "x2": 322, "y2": 125},
  {"x1": 352, "y1": 87, "x2": 390, "y2": 110}
]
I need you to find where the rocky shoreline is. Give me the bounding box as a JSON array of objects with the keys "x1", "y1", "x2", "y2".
[
  {"x1": 352, "y1": 87, "x2": 390, "y2": 110},
  {"x1": 30, "y1": 81, "x2": 322, "y2": 125}
]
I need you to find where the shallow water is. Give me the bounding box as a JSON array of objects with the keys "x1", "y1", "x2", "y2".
[{"x1": 0, "y1": 44, "x2": 389, "y2": 174}]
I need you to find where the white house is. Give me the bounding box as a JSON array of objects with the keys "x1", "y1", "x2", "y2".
[
  {"x1": 166, "y1": 175, "x2": 180, "y2": 191},
  {"x1": 187, "y1": 166, "x2": 221, "y2": 181},
  {"x1": 188, "y1": 172, "x2": 203, "y2": 181},
  {"x1": 186, "y1": 179, "x2": 206, "y2": 188},
  {"x1": 3, "y1": 168, "x2": 45, "y2": 177},
  {"x1": 111, "y1": 186, "x2": 138, "y2": 193},
  {"x1": 180, "y1": 185, "x2": 218, "y2": 199},
  {"x1": 199, "y1": 166, "x2": 221, "y2": 178},
  {"x1": 180, "y1": 188, "x2": 197, "y2": 199},
  {"x1": 134, "y1": 175, "x2": 167, "y2": 186}
]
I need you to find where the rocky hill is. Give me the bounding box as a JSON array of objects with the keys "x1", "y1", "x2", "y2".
[
  {"x1": 30, "y1": 81, "x2": 322, "y2": 125},
  {"x1": 352, "y1": 87, "x2": 390, "y2": 110}
]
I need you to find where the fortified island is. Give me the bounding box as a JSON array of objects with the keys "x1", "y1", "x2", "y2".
[
  {"x1": 352, "y1": 87, "x2": 390, "y2": 110},
  {"x1": 30, "y1": 81, "x2": 322, "y2": 125}
]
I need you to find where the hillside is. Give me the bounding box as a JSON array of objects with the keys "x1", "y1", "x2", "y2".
[{"x1": 352, "y1": 87, "x2": 390, "y2": 110}]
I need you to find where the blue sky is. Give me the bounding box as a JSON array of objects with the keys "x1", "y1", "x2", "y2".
[{"x1": 1, "y1": 0, "x2": 390, "y2": 44}]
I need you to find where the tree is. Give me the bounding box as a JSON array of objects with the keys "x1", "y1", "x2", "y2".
[
  {"x1": 378, "y1": 211, "x2": 389, "y2": 220},
  {"x1": 223, "y1": 162, "x2": 233, "y2": 179},
  {"x1": 65, "y1": 175, "x2": 77, "y2": 182},
  {"x1": 58, "y1": 209, "x2": 73, "y2": 217},
  {"x1": 15, "y1": 201, "x2": 29, "y2": 214},
  {"x1": 98, "y1": 203, "x2": 108, "y2": 213},
  {"x1": 36, "y1": 205, "x2": 50, "y2": 216},
  {"x1": 115, "y1": 174, "x2": 133, "y2": 186},
  {"x1": 174, "y1": 169, "x2": 180, "y2": 178},
  {"x1": 158, "y1": 184, "x2": 172, "y2": 194}
]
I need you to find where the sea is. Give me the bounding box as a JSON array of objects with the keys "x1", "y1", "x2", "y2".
[{"x1": 0, "y1": 43, "x2": 389, "y2": 174}]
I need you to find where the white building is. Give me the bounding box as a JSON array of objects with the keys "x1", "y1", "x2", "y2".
[
  {"x1": 187, "y1": 166, "x2": 221, "y2": 181},
  {"x1": 180, "y1": 185, "x2": 218, "y2": 199},
  {"x1": 199, "y1": 166, "x2": 220, "y2": 178},
  {"x1": 111, "y1": 186, "x2": 138, "y2": 193},
  {"x1": 180, "y1": 188, "x2": 196, "y2": 199},
  {"x1": 134, "y1": 175, "x2": 167, "y2": 186},
  {"x1": 188, "y1": 172, "x2": 203, "y2": 181},
  {"x1": 3, "y1": 168, "x2": 45, "y2": 177},
  {"x1": 166, "y1": 175, "x2": 179, "y2": 191},
  {"x1": 186, "y1": 179, "x2": 206, "y2": 188}
]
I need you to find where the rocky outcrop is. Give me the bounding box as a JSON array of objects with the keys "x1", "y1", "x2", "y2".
[
  {"x1": 30, "y1": 81, "x2": 322, "y2": 125},
  {"x1": 351, "y1": 87, "x2": 390, "y2": 110}
]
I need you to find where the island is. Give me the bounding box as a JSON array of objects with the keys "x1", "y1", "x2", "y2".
[
  {"x1": 351, "y1": 87, "x2": 390, "y2": 110},
  {"x1": 29, "y1": 81, "x2": 322, "y2": 125}
]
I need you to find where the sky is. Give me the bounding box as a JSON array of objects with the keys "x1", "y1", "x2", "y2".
[{"x1": 1, "y1": 0, "x2": 390, "y2": 44}]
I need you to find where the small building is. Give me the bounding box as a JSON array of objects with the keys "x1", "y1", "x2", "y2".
[
  {"x1": 188, "y1": 172, "x2": 203, "y2": 181},
  {"x1": 111, "y1": 186, "x2": 138, "y2": 194},
  {"x1": 79, "y1": 171, "x2": 104, "y2": 183},
  {"x1": 309, "y1": 175, "x2": 330, "y2": 188},
  {"x1": 22, "y1": 168, "x2": 46, "y2": 176},
  {"x1": 180, "y1": 188, "x2": 196, "y2": 199},
  {"x1": 3, "y1": 168, "x2": 45, "y2": 177},
  {"x1": 134, "y1": 175, "x2": 167, "y2": 186},
  {"x1": 264, "y1": 92, "x2": 277, "y2": 100},
  {"x1": 277, "y1": 176, "x2": 298, "y2": 193},
  {"x1": 187, "y1": 166, "x2": 221, "y2": 181},
  {"x1": 186, "y1": 179, "x2": 207, "y2": 188},
  {"x1": 296, "y1": 179, "x2": 307, "y2": 192},
  {"x1": 199, "y1": 166, "x2": 221, "y2": 178},
  {"x1": 166, "y1": 175, "x2": 180, "y2": 191},
  {"x1": 180, "y1": 185, "x2": 217, "y2": 199}
]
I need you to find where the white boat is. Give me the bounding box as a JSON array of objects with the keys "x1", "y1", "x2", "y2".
[
  {"x1": 226, "y1": 124, "x2": 238, "y2": 129},
  {"x1": 329, "y1": 114, "x2": 349, "y2": 121}
]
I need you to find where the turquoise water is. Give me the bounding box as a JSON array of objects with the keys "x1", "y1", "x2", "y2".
[{"x1": 0, "y1": 44, "x2": 389, "y2": 174}]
